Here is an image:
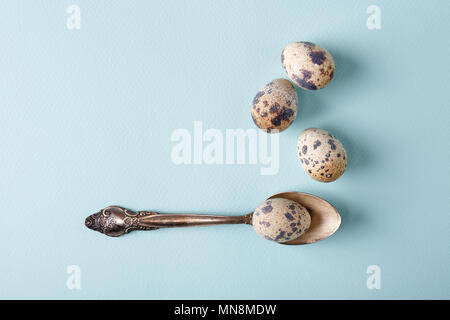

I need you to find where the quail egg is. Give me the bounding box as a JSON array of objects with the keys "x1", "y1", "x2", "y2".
[
  {"x1": 298, "y1": 128, "x2": 347, "y2": 182},
  {"x1": 252, "y1": 198, "x2": 311, "y2": 243},
  {"x1": 282, "y1": 42, "x2": 334, "y2": 90},
  {"x1": 251, "y1": 79, "x2": 298, "y2": 133}
]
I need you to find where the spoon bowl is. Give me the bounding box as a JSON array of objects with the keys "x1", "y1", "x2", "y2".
[{"x1": 266, "y1": 192, "x2": 341, "y2": 245}]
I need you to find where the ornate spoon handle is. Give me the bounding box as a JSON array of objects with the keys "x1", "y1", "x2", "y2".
[{"x1": 85, "y1": 206, "x2": 253, "y2": 237}]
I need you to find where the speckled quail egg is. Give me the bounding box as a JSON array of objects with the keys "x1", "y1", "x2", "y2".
[
  {"x1": 252, "y1": 198, "x2": 311, "y2": 243},
  {"x1": 282, "y1": 42, "x2": 334, "y2": 90},
  {"x1": 251, "y1": 79, "x2": 298, "y2": 133},
  {"x1": 298, "y1": 128, "x2": 347, "y2": 182}
]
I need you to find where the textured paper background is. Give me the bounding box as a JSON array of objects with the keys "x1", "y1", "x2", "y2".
[{"x1": 0, "y1": 0, "x2": 449, "y2": 299}]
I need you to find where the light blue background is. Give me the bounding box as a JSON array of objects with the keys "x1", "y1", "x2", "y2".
[{"x1": 0, "y1": 0, "x2": 449, "y2": 299}]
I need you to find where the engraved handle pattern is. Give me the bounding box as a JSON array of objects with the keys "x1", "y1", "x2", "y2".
[{"x1": 85, "y1": 206, "x2": 253, "y2": 237}]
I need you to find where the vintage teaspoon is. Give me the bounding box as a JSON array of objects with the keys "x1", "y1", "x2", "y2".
[{"x1": 85, "y1": 192, "x2": 341, "y2": 245}]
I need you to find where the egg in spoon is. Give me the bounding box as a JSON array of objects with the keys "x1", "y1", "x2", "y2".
[{"x1": 85, "y1": 192, "x2": 341, "y2": 245}]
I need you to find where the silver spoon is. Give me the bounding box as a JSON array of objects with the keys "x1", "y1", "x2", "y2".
[{"x1": 84, "y1": 191, "x2": 341, "y2": 245}]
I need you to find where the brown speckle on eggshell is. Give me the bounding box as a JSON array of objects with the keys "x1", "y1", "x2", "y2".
[
  {"x1": 282, "y1": 42, "x2": 334, "y2": 90},
  {"x1": 297, "y1": 128, "x2": 347, "y2": 182},
  {"x1": 251, "y1": 79, "x2": 298, "y2": 133}
]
